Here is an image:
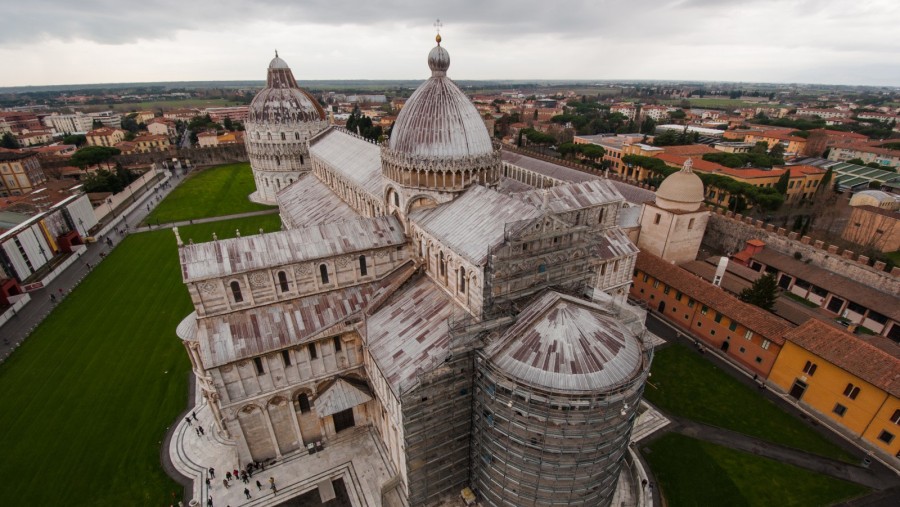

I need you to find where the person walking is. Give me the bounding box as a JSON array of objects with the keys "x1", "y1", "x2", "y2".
[
  {"x1": 185, "y1": 417, "x2": 192, "y2": 426},
  {"x1": 205, "y1": 477, "x2": 210, "y2": 488},
  {"x1": 207, "y1": 496, "x2": 213, "y2": 507},
  {"x1": 195, "y1": 428, "x2": 201, "y2": 437},
  {"x1": 269, "y1": 477, "x2": 275, "y2": 487},
  {"x1": 243, "y1": 488, "x2": 251, "y2": 500},
  {"x1": 222, "y1": 478, "x2": 229, "y2": 489},
  {"x1": 192, "y1": 411, "x2": 198, "y2": 421},
  {"x1": 225, "y1": 471, "x2": 232, "y2": 481},
  {"x1": 208, "y1": 467, "x2": 215, "y2": 478},
  {"x1": 256, "y1": 479, "x2": 262, "y2": 491},
  {"x1": 198, "y1": 426, "x2": 205, "y2": 436},
  {"x1": 270, "y1": 483, "x2": 277, "y2": 495}
]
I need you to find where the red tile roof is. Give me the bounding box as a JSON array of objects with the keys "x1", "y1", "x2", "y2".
[
  {"x1": 636, "y1": 252, "x2": 793, "y2": 343},
  {"x1": 660, "y1": 144, "x2": 718, "y2": 157},
  {"x1": 783, "y1": 319, "x2": 900, "y2": 397}
]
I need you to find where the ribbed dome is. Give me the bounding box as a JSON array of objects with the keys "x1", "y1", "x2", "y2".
[
  {"x1": 388, "y1": 39, "x2": 493, "y2": 158},
  {"x1": 656, "y1": 159, "x2": 704, "y2": 211},
  {"x1": 247, "y1": 54, "x2": 326, "y2": 124}
]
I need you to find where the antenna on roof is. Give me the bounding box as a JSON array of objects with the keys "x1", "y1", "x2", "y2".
[{"x1": 275, "y1": 49, "x2": 279, "y2": 58}]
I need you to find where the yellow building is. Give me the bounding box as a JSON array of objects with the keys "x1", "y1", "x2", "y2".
[
  {"x1": 744, "y1": 130, "x2": 807, "y2": 156},
  {"x1": 133, "y1": 111, "x2": 156, "y2": 124},
  {"x1": 0, "y1": 151, "x2": 47, "y2": 196},
  {"x1": 768, "y1": 319, "x2": 900, "y2": 461},
  {"x1": 130, "y1": 134, "x2": 171, "y2": 153},
  {"x1": 86, "y1": 127, "x2": 125, "y2": 147}
]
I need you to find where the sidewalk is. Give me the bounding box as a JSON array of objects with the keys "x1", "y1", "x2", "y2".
[{"x1": 0, "y1": 170, "x2": 187, "y2": 361}]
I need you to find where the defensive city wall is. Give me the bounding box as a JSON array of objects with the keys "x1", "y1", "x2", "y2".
[{"x1": 702, "y1": 208, "x2": 900, "y2": 293}]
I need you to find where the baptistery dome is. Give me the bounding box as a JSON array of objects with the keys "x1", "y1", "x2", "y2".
[
  {"x1": 244, "y1": 52, "x2": 329, "y2": 204},
  {"x1": 382, "y1": 35, "x2": 500, "y2": 209}
]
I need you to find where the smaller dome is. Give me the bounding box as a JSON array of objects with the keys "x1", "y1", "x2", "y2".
[
  {"x1": 656, "y1": 158, "x2": 704, "y2": 211},
  {"x1": 428, "y1": 45, "x2": 450, "y2": 75},
  {"x1": 269, "y1": 56, "x2": 289, "y2": 69}
]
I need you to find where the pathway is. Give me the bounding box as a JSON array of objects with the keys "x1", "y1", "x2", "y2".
[{"x1": 133, "y1": 207, "x2": 280, "y2": 234}]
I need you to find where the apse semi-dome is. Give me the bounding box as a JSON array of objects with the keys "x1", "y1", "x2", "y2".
[
  {"x1": 381, "y1": 34, "x2": 501, "y2": 200},
  {"x1": 655, "y1": 158, "x2": 705, "y2": 212},
  {"x1": 245, "y1": 52, "x2": 329, "y2": 205}
]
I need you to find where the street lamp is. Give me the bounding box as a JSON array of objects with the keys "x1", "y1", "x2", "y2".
[{"x1": 78, "y1": 218, "x2": 87, "y2": 237}]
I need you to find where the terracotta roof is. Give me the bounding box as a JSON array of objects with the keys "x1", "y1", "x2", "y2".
[
  {"x1": 751, "y1": 248, "x2": 899, "y2": 321},
  {"x1": 660, "y1": 145, "x2": 718, "y2": 157},
  {"x1": 808, "y1": 129, "x2": 868, "y2": 139},
  {"x1": 636, "y1": 252, "x2": 793, "y2": 343},
  {"x1": 783, "y1": 319, "x2": 900, "y2": 397}
]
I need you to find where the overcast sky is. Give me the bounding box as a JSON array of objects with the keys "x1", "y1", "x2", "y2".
[{"x1": 1, "y1": 0, "x2": 898, "y2": 87}]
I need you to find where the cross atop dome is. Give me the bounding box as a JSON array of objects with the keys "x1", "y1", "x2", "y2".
[{"x1": 434, "y1": 18, "x2": 442, "y2": 44}]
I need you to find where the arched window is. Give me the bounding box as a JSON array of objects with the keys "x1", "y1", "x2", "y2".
[
  {"x1": 439, "y1": 251, "x2": 446, "y2": 277},
  {"x1": 281, "y1": 132, "x2": 286, "y2": 141},
  {"x1": 230, "y1": 281, "x2": 243, "y2": 302},
  {"x1": 298, "y1": 393, "x2": 311, "y2": 413},
  {"x1": 359, "y1": 255, "x2": 368, "y2": 276},
  {"x1": 267, "y1": 132, "x2": 272, "y2": 140},
  {"x1": 393, "y1": 191, "x2": 400, "y2": 207},
  {"x1": 265, "y1": 178, "x2": 269, "y2": 187},
  {"x1": 295, "y1": 132, "x2": 300, "y2": 140},
  {"x1": 319, "y1": 264, "x2": 329, "y2": 284},
  {"x1": 278, "y1": 271, "x2": 289, "y2": 292},
  {"x1": 459, "y1": 266, "x2": 466, "y2": 294},
  {"x1": 300, "y1": 155, "x2": 304, "y2": 164},
  {"x1": 276, "y1": 179, "x2": 281, "y2": 189},
  {"x1": 599, "y1": 208, "x2": 605, "y2": 224}
]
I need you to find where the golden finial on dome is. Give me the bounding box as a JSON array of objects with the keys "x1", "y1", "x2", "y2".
[{"x1": 434, "y1": 18, "x2": 442, "y2": 45}]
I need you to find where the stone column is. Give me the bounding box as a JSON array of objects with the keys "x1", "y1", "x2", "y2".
[
  {"x1": 262, "y1": 406, "x2": 283, "y2": 459},
  {"x1": 289, "y1": 401, "x2": 305, "y2": 448}
]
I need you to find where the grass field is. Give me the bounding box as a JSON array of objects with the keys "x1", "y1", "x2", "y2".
[
  {"x1": 143, "y1": 163, "x2": 274, "y2": 225},
  {"x1": 644, "y1": 434, "x2": 868, "y2": 507},
  {"x1": 0, "y1": 216, "x2": 281, "y2": 507},
  {"x1": 644, "y1": 343, "x2": 856, "y2": 462},
  {"x1": 660, "y1": 97, "x2": 768, "y2": 109}
]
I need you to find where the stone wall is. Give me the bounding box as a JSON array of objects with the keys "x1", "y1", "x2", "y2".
[
  {"x1": 702, "y1": 209, "x2": 900, "y2": 294},
  {"x1": 115, "y1": 144, "x2": 248, "y2": 168}
]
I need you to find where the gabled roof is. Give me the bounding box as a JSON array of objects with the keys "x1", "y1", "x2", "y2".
[
  {"x1": 409, "y1": 184, "x2": 543, "y2": 266},
  {"x1": 517, "y1": 179, "x2": 624, "y2": 213},
  {"x1": 484, "y1": 291, "x2": 644, "y2": 392},
  {"x1": 636, "y1": 252, "x2": 793, "y2": 342},
  {"x1": 179, "y1": 215, "x2": 404, "y2": 282},
  {"x1": 783, "y1": 319, "x2": 900, "y2": 397},
  {"x1": 276, "y1": 173, "x2": 361, "y2": 229},
  {"x1": 314, "y1": 378, "x2": 373, "y2": 417},
  {"x1": 365, "y1": 274, "x2": 462, "y2": 397},
  {"x1": 197, "y1": 270, "x2": 404, "y2": 368},
  {"x1": 309, "y1": 128, "x2": 383, "y2": 198}
]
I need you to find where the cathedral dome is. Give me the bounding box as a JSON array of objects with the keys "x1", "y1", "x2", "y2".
[
  {"x1": 655, "y1": 158, "x2": 705, "y2": 211},
  {"x1": 388, "y1": 36, "x2": 494, "y2": 159},
  {"x1": 247, "y1": 53, "x2": 326, "y2": 124}
]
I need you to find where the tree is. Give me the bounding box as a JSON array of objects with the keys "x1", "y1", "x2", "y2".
[
  {"x1": 223, "y1": 117, "x2": 234, "y2": 131},
  {"x1": 739, "y1": 273, "x2": 779, "y2": 311},
  {"x1": 768, "y1": 143, "x2": 785, "y2": 165},
  {"x1": 1, "y1": 132, "x2": 18, "y2": 149},
  {"x1": 774, "y1": 169, "x2": 790, "y2": 195},
  {"x1": 70, "y1": 146, "x2": 121, "y2": 169},
  {"x1": 62, "y1": 134, "x2": 87, "y2": 147},
  {"x1": 818, "y1": 167, "x2": 833, "y2": 192}
]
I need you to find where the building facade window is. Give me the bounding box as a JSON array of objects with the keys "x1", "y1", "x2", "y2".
[
  {"x1": 833, "y1": 403, "x2": 847, "y2": 417},
  {"x1": 761, "y1": 339, "x2": 771, "y2": 350},
  {"x1": 308, "y1": 343, "x2": 318, "y2": 360},
  {"x1": 319, "y1": 264, "x2": 329, "y2": 284},
  {"x1": 333, "y1": 336, "x2": 342, "y2": 352},
  {"x1": 744, "y1": 330, "x2": 753, "y2": 340},
  {"x1": 803, "y1": 361, "x2": 817, "y2": 375},
  {"x1": 230, "y1": 281, "x2": 243, "y2": 303},
  {"x1": 359, "y1": 255, "x2": 368, "y2": 276},
  {"x1": 714, "y1": 312, "x2": 723, "y2": 323},
  {"x1": 654, "y1": 213, "x2": 661, "y2": 225},
  {"x1": 278, "y1": 271, "x2": 289, "y2": 292},
  {"x1": 843, "y1": 384, "x2": 860, "y2": 400},
  {"x1": 459, "y1": 266, "x2": 467, "y2": 293},
  {"x1": 282, "y1": 350, "x2": 292, "y2": 366},
  {"x1": 891, "y1": 409, "x2": 900, "y2": 425},
  {"x1": 877, "y1": 430, "x2": 894, "y2": 444},
  {"x1": 254, "y1": 357, "x2": 265, "y2": 375}
]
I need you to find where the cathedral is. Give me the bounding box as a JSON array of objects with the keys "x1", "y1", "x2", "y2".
[{"x1": 175, "y1": 33, "x2": 704, "y2": 506}]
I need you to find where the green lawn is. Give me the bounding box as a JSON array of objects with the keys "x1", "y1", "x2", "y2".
[
  {"x1": 644, "y1": 343, "x2": 855, "y2": 462},
  {"x1": 0, "y1": 216, "x2": 280, "y2": 507},
  {"x1": 660, "y1": 98, "x2": 769, "y2": 109},
  {"x1": 143, "y1": 163, "x2": 274, "y2": 225},
  {"x1": 644, "y1": 434, "x2": 868, "y2": 507}
]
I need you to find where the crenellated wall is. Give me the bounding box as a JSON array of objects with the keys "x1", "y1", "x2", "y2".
[{"x1": 703, "y1": 209, "x2": 900, "y2": 294}]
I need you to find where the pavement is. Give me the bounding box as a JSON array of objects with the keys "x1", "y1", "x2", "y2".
[
  {"x1": 134, "y1": 208, "x2": 280, "y2": 234},
  {"x1": 0, "y1": 169, "x2": 186, "y2": 360}
]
